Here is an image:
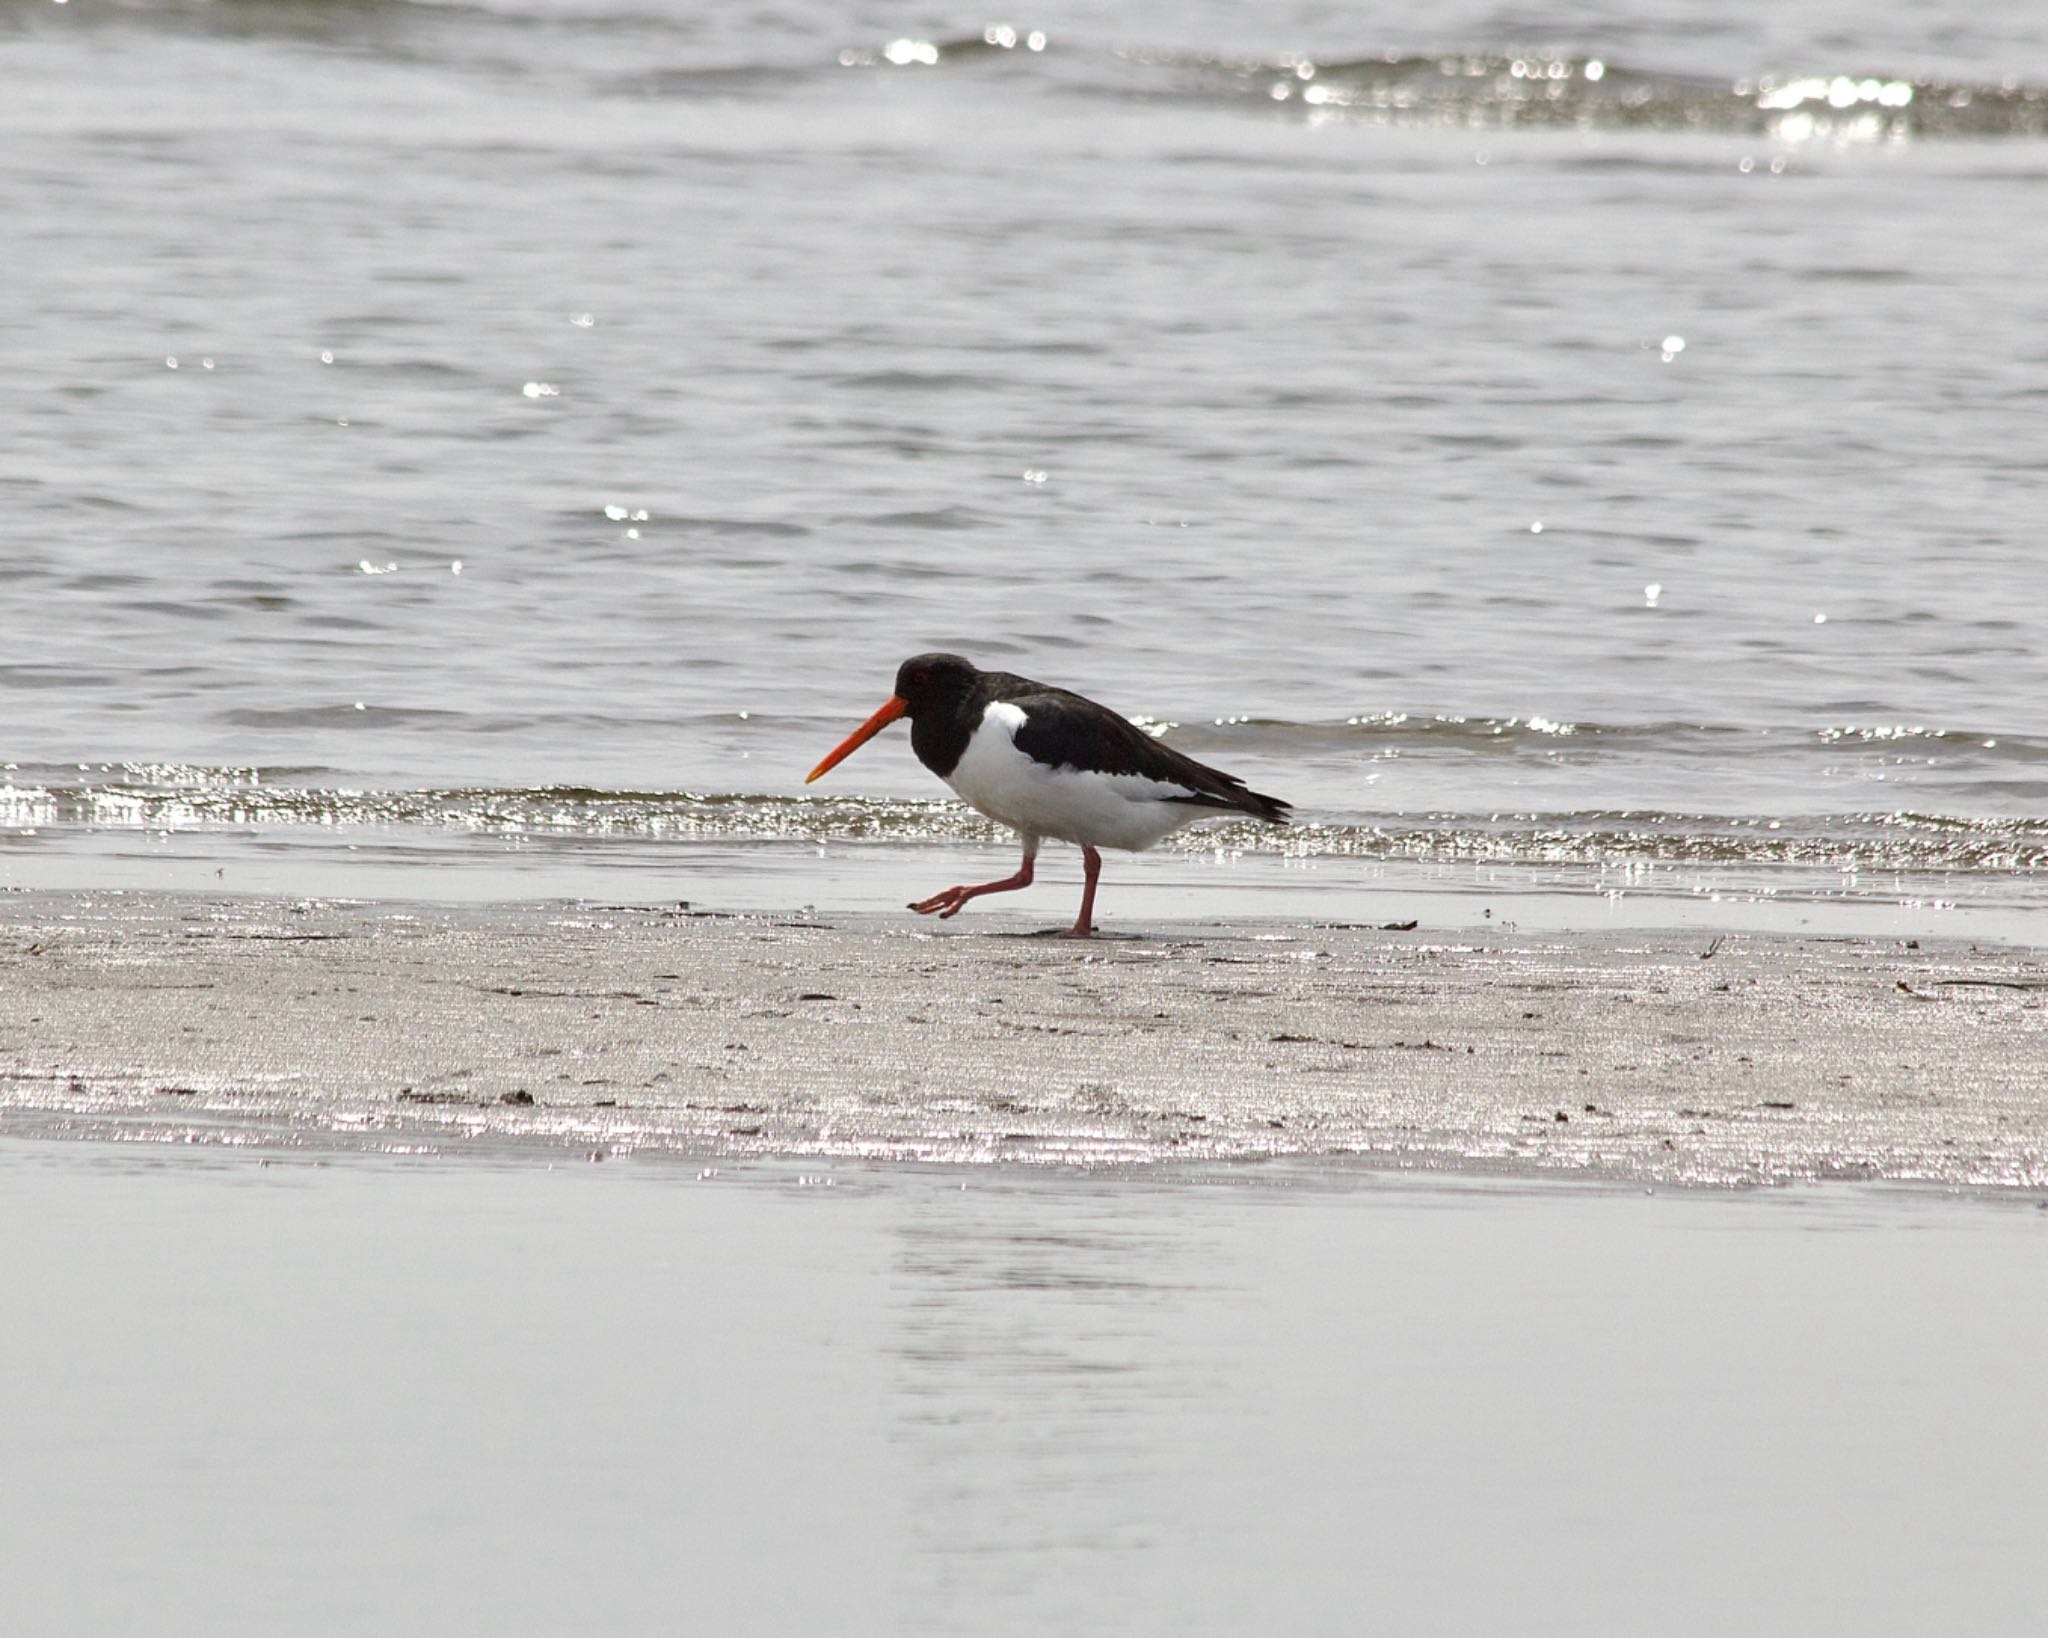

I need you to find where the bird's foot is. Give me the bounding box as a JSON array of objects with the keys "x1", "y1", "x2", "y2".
[
  {"x1": 909, "y1": 886, "x2": 973, "y2": 919},
  {"x1": 910, "y1": 864, "x2": 1037, "y2": 920}
]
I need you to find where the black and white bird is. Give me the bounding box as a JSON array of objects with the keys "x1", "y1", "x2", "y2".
[{"x1": 806, "y1": 652, "x2": 1290, "y2": 936}]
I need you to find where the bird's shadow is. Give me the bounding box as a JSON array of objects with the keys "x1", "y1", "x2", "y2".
[{"x1": 990, "y1": 927, "x2": 1150, "y2": 942}]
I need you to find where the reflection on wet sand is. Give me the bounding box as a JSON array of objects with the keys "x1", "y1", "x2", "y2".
[
  {"x1": 4, "y1": 1147, "x2": 2045, "y2": 1635},
  {"x1": 884, "y1": 1177, "x2": 1243, "y2": 1625}
]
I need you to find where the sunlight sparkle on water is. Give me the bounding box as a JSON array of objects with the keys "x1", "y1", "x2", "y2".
[{"x1": 1758, "y1": 76, "x2": 1915, "y2": 112}]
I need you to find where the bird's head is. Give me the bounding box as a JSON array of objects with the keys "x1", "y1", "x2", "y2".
[
  {"x1": 806, "y1": 653, "x2": 981, "y2": 783},
  {"x1": 891, "y1": 652, "x2": 980, "y2": 715}
]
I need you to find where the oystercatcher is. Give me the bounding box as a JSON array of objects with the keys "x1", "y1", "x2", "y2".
[{"x1": 806, "y1": 653, "x2": 1290, "y2": 936}]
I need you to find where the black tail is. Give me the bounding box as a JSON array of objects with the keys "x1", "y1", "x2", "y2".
[
  {"x1": 1237, "y1": 786, "x2": 1291, "y2": 825},
  {"x1": 1172, "y1": 772, "x2": 1291, "y2": 825}
]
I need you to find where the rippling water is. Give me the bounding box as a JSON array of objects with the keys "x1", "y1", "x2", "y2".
[{"x1": 4, "y1": 0, "x2": 2045, "y2": 921}]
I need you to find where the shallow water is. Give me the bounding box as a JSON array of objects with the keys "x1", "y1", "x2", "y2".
[
  {"x1": 3, "y1": 0, "x2": 2045, "y2": 923},
  {"x1": 5, "y1": 1141, "x2": 2045, "y2": 1636}
]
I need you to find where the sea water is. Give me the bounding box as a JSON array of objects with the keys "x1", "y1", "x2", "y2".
[{"x1": 4, "y1": 0, "x2": 2045, "y2": 924}]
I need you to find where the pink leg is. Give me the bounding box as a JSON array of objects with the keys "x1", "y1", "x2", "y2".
[
  {"x1": 1061, "y1": 845, "x2": 1103, "y2": 938},
  {"x1": 910, "y1": 842, "x2": 1037, "y2": 920}
]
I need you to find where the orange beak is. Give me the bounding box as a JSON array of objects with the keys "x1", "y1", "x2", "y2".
[{"x1": 806, "y1": 695, "x2": 909, "y2": 783}]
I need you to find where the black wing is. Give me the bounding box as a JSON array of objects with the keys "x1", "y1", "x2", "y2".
[{"x1": 1000, "y1": 682, "x2": 1292, "y2": 824}]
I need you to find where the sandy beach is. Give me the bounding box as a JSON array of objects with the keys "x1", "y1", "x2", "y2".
[{"x1": 3, "y1": 890, "x2": 2043, "y2": 1188}]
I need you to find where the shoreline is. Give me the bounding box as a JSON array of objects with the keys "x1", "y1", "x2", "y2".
[
  {"x1": 3, "y1": 890, "x2": 2042, "y2": 1191},
  {"x1": 6, "y1": 827, "x2": 2045, "y2": 949}
]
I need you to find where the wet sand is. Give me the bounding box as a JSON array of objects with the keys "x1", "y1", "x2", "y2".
[
  {"x1": 2, "y1": 891, "x2": 2043, "y2": 1188},
  {"x1": 6, "y1": 1140, "x2": 2046, "y2": 1637},
  {"x1": 8, "y1": 893, "x2": 2046, "y2": 1634}
]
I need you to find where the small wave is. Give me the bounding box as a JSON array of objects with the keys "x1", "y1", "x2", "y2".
[
  {"x1": 6, "y1": 769, "x2": 2044, "y2": 878},
  {"x1": 216, "y1": 703, "x2": 476, "y2": 730},
  {"x1": 831, "y1": 36, "x2": 2048, "y2": 142},
  {"x1": 1177, "y1": 50, "x2": 2048, "y2": 141},
  {"x1": 38, "y1": 3, "x2": 2048, "y2": 145},
  {"x1": 1149, "y1": 714, "x2": 2048, "y2": 762},
  {"x1": 833, "y1": 28, "x2": 1049, "y2": 70}
]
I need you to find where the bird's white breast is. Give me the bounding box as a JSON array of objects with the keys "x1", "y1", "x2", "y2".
[{"x1": 943, "y1": 701, "x2": 1200, "y2": 852}]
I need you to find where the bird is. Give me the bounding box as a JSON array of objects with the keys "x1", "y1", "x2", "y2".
[{"x1": 806, "y1": 652, "x2": 1290, "y2": 936}]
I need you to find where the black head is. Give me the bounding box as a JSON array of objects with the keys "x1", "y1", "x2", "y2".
[
  {"x1": 808, "y1": 652, "x2": 987, "y2": 784},
  {"x1": 892, "y1": 653, "x2": 982, "y2": 717}
]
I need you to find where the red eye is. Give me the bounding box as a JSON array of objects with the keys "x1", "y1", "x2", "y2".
[{"x1": 913, "y1": 669, "x2": 929, "y2": 686}]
